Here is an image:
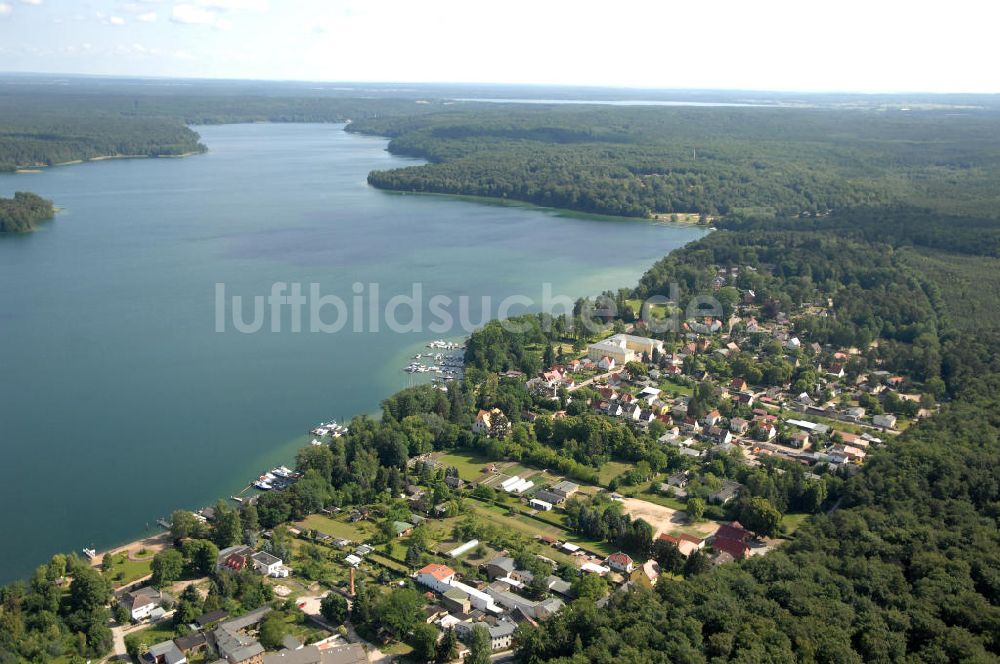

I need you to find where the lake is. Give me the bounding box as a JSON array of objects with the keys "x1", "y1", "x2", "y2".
[{"x1": 0, "y1": 123, "x2": 707, "y2": 585}]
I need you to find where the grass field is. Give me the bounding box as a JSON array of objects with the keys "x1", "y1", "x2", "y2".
[
  {"x1": 297, "y1": 514, "x2": 375, "y2": 541},
  {"x1": 103, "y1": 552, "x2": 152, "y2": 587},
  {"x1": 781, "y1": 512, "x2": 811, "y2": 535},
  {"x1": 125, "y1": 624, "x2": 177, "y2": 654},
  {"x1": 465, "y1": 500, "x2": 613, "y2": 556},
  {"x1": 434, "y1": 450, "x2": 495, "y2": 481},
  {"x1": 598, "y1": 461, "x2": 634, "y2": 485}
]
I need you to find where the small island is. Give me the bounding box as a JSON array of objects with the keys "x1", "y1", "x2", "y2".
[{"x1": 0, "y1": 191, "x2": 56, "y2": 233}]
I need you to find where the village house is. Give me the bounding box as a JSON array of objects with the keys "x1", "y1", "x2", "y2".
[
  {"x1": 143, "y1": 640, "x2": 187, "y2": 664},
  {"x1": 872, "y1": 413, "x2": 898, "y2": 429},
  {"x1": 455, "y1": 620, "x2": 517, "y2": 651},
  {"x1": 606, "y1": 552, "x2": 634, "y2": 573},
  {"x1": 472, "y1": 408, "x2": 511, "y2": 439},
  {"x1": 711, "y1": 521, "x2": 752, "y2": 560},
  {"x1": 250, "y1": 551, "x2": 289, "y2": 578},
  {"x1": 119, "y1": 586, "x2": 172, "y2": 622},
  {"x1": 708, "y1": 479, "x2": 743, "y2": 505}
]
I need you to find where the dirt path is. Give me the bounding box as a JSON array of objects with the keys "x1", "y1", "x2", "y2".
[{"x1": 92, "y1": 532, "x2": 171, "y2": 569}]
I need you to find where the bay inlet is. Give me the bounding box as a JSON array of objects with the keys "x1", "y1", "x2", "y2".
[{"x1": 0, "y1": 123, "x2": 708, "y2": 585}]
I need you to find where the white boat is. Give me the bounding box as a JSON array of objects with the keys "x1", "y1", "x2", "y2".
[
  {"x1": 254, "y1": 480, "x2": 272, "y2": 490},
  {"x1": 82, "y1": 548, "x2": 97, "y2": 560}
]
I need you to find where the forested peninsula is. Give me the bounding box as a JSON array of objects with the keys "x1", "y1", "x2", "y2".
[
  {"x1": 348, "y1": 106, "x2": 1000, "y2": 219},
  {"x1": 0, "y1": 192, "x2": 55, "y2": 233}
]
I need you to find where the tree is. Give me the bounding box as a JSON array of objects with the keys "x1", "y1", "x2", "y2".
[
  {"x1": 212, "y1": 504, "x2": 242, "y2": 549},
  {"x1": 466, "y1": 624, "x2": 492, "y2": 664},
  {"x1": 320, "y1": 592, "x2": 349, "y2": 626},
  {"x1": 683, "y1": 550, "x2": 710, "y2": 578},
  {"x1": 182, "y1": 538, "x2": 219, "y2": 576},
  {"x1": 571, "y1": 573, "x2": 608, "y2": 602},
  {"x1": 436, "y1": 627, "x2": 459, "y2": 663},
  {"x1": 739, "y1": 496, "x2": 782, "y2": 537},
  {"x1": 686, "y1": 497, "x2": 705, "y2": 522},
  {"x1": 259, "y1": 612, "x2": 287, "y2": 650},
  {"x1": 408, "y1": 622, "x2": 440, "y2": 662},
  {"x1": 375, "y1": 587, "x2": 422, "y2": 639},
  {"x1": 151, "y1": 549, "x2": 184, "y2": 587},
  {"x1": 113, "y1": 602, "x2": 130, "y2": 625},
  {"x1": 169, "y1": 510, "x2": 200, "y2": 541},
  {"x1": 351, "y1": 579, "x2": 375, "y2": 626}
]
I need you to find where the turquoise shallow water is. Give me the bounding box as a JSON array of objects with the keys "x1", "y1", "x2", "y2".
[{"x1": 0, "y1": 123, "x2": 707, "y2": 584}]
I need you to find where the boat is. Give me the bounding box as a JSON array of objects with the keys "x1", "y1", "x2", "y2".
[
  {"x1": 254, "y1": 480, "x2": 272, "y2": 490},
  {"x1": 82, "y1": 548, "x2": 97, "y2": 560}
]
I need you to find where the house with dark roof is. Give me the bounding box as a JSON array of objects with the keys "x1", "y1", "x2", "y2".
[
  {"x1": 708, "y1": 479, "x2": 743, "y2": 505},
  {"x1": 485, "y1": 556, "x2": 516, "y2": 580},
  {"x1": 144, "y1": 640, "x2": 187, "y2": 664},
  {"x1": 193, "y1": 609, "x2": 228, "y2": 629}
]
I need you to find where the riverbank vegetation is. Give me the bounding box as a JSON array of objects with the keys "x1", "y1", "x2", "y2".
[{"x1": 0, "y1": 192, "x2": 55, "y2": 232}]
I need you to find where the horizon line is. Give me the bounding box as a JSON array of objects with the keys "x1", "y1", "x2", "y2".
[{"x1": 2, "y1": 69, "x2": 999, "y2": 98}]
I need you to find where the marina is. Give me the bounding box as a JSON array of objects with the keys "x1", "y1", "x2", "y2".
[{"x1": 404, "y1": 339, "x2": 467, "y2": 382}]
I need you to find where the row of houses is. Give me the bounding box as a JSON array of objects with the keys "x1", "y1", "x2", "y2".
[{"x1": 415, "y1": 560, "x2": 566, "y2": 652}]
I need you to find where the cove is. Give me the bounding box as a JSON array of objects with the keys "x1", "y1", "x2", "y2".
[{"x1": 0, "y1": 123, "x2": 708, "y2": 584}]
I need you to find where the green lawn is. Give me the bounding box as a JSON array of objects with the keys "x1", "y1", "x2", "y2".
[
  {"x1": 102, "y1": 552, "x2": 152, "y2": 587},
  {"x1": 657, "y1": 380, "x2": 694, "y2": 397},
  {"x1": 298, "y1": 514, "x2": 375, "y2": 541},
  {"x1": 781, "y1": 512, "x2": 811, "y2": 535},
  {"x1": 434, "y1": 450, "x2": 496, "y2": 481},
  {"x1": 598, "y1": 461, "x2": 634, "y2": 486},
  {"x1": 466, "y1": 500, "x2": 613, "y2": 556},
  {"x1": 125, "y1": 624, "x2": 177, "y2": 654}
]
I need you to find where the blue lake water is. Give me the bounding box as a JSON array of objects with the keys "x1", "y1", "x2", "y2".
[{"x1": 0, "y1": 123, "x2": 707, "y2": 584}]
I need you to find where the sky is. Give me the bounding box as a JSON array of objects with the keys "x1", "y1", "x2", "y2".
[{"x1": 0, "y1": 0, "x2": 998, "y2": 93}]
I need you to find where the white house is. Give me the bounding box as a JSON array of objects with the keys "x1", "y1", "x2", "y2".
[
  {"x1": 251, "y1": 551, "x2": 288, "y2": 578},
  {"x1": 416, "y1": 563, "x2": 457, "y2": 593},
  {"x1": 606, "y1": 552, "x2": 634, "y2": 573},
  {"x1": 119, "y1": 587, "x2": 167, "y2": 622}
]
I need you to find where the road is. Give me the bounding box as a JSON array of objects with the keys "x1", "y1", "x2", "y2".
[{"x1": 296, "y1": 591, "x2": 391, "y2": 663}]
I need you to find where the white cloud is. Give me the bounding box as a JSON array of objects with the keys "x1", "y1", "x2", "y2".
[
  {"x1": 170, "y1": 3, "x2": 215, "y2": 24},
  {"x1": 19, "y1": 0, "x2": 41, "y2": 5},
  {"x1": 0, "y1": 2, "x2": 12, "y2": 17},
  {"x1": 109, "y1": 15, "x2": 126, "y2": 25},
  {"x1": 196, "y1": 0, "x2": 267, "y2": 10},
  {"x1": 170, "y1": 2, "x2": 247, "y2": 29},
  {"x1": 137, "y1": 11, "x2": 157, "y2": 21}
]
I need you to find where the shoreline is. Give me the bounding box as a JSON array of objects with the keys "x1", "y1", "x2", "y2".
[
  {"x1": 371, "y1": 186, "x2": 712, "y2": 227},
  {"x1": 11, "y1": 151, "x2": 204, "y2": 172}
]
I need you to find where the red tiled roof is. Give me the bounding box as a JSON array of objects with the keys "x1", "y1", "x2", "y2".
[
  {"x1": 418, "y1": 563, "x2": 455, "y2": 582},
  {"x1": 715, "y1": 521, "x2": 750, "y2": 543},
  {"x1": 607, "y1": 552, "x2": 633, "y2": 566},
  {"x1": 713, "y1": 537, "x2": 750, "y2": 560}
]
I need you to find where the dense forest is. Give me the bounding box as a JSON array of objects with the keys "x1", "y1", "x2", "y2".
[
  {"x1": 349, "y1": 105, "x2": 1000, "y2": 218},
  {"x1": 0, "y1": 192, "x2": 55, "y2": 232},
  {"x1": 0, "y1": 84, "x2": 449, "y2": 172}
]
